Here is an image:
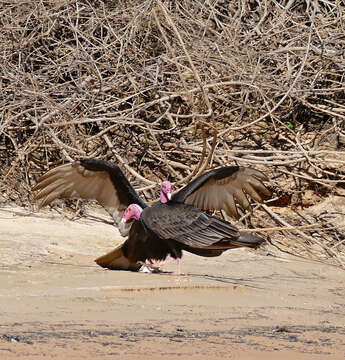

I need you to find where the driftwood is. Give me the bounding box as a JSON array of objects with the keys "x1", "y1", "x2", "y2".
[{"x1": 0, "y1": 1, "x2": 344, "y2": 267}]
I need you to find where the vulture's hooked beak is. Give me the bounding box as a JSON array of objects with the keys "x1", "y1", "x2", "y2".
[
  {"x1": 167, "y1": 192, "x2": 172, "y2": 200},
  {"x1": 121, "y1": 217, "x2": 126, "y2": 223}
]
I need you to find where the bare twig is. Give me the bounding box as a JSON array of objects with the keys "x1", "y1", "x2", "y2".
[{"x1": 1, "y1": 0, "x2": 344, "y2": 267}]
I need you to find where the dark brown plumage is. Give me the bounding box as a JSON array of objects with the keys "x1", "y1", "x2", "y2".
[
  {"x1": 120, "y1": 202, "x2": 266, "y2": 274},
  {"x1": 33, "y1": 159, "x2": 270, "y2": 272}
]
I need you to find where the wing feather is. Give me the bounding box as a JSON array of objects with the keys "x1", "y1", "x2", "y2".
[
  {"x1": 241, "y1": 182, "x2": 262, "y2": 203},
  {"x1": 232, "y1": 188, "x2": 250, "y2": 212},
  {"x1": 174, "y1": 166, "x2": 270, "y2": 219},
  {"x1": 142, "y1": 203, "x2": 239, "y2": 248},
  {"x1": 223, "y1": 192, "x2": 238, "y2": 219},
  {"x1": 33, "y1": 159, "x2": 146, "y2": 236}
]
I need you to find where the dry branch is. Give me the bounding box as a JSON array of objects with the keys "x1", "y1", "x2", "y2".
[{"x1": 1, "y1": 0, "x2": 345, "y2": 267}]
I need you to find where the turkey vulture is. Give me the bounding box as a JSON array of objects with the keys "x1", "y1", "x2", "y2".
[
  {"x1": 33, "y1": 158, "x2": 270, "y2": 273},
  {"x1": 121, "y1": 202, "x2": 266, "y2": 275}
]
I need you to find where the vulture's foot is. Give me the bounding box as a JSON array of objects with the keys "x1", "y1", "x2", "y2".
[
  {"x1": 138, "y1": 264, "x2": 162, "y2": 273},
  {"x1": 146, "y1": 259, "x2": 164, "y2": 270},
  {"x1": 143, "y1": 256, "x2": 174, "y2": 271},
  {"x1": 153, "y1": 256, "x2": 174, "y2": 269},
  {"x1": 154, "y1": 257, "x2": 184, "y2": 276},
  {"x1": 137, "y1": 260, "x2": 166, "y2": 273},
  {"x1": 138, "y1": 258, "x2": 184, "y2": 275}
]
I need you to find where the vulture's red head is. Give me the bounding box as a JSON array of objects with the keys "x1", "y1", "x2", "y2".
[
  {"x1": 160, "y1": 180, "x2": 172, "y2": 204},
  {"x1": 121, "y1": 204, "x2": 143, "y2": 223}
]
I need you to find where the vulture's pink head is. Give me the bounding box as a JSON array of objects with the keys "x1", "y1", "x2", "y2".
[
  {"x1": 160, "y1": 180, "x2": 172, "y2": 204},
  {"x1": 121, "y1": 204, "x2": 143, "y2": 223}
]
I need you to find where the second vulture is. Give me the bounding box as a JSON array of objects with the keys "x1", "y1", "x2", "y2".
[{"x1": 33, "y1": 158, "x2": 270, "y2": 274}]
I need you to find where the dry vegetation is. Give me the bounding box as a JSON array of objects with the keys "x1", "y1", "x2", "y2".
[{"x1": 0, "y1": 0, "x2": 344, "y2": 266}]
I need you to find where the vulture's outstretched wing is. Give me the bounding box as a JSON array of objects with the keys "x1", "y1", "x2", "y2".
[
  {"x1": 171, "y1": 166, "x2": 270, "y2": 219},
  {"x1": 33, "y1": 159, "x2": 147, "y2": 236}
]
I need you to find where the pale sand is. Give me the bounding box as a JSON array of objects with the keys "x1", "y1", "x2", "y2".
[{"x1": 0, "y1": 206, "x2": 344, "y2": 359}]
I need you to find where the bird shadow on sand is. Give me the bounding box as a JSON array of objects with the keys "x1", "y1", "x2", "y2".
[
  {"x1": 36, "y1": 261, "x2": 267, "y2": 290},
  {"x1": 149, "y1": 269, "x2": 266, "y2": 289}
]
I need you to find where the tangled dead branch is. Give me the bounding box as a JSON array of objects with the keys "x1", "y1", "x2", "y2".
[{"x1": 0, "y1": 0, "x2": 344, "y2": 266}]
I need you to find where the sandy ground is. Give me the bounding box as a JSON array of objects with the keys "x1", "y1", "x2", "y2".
[{"x1": 0, "y1": 206, "x2": 344, "y2": 359}]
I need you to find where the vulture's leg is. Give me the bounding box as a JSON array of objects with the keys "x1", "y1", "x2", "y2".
[
  {"x1": 154, "y1": 255, "x2": 174, "y2": 269},
  {"x1": 143, "y1": 256, "x2": 174, "y2": 270},
  {"x1": 143, "y1": 257, "x2": 183, "y2": 275},
  {"x1": 159, "y1": 257, "x2": 182, "y2": 275},
  {"x1": 145, "y1": 259, "x2": 162, "y2": 270},
  {"x1": 176, "y1": 258, "x2": 182, "y2": 276}
]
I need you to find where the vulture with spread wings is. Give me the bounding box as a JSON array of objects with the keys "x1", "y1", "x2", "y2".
[{"x1": 33, "y1": 158, "x2": 270, "y2": 273}]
